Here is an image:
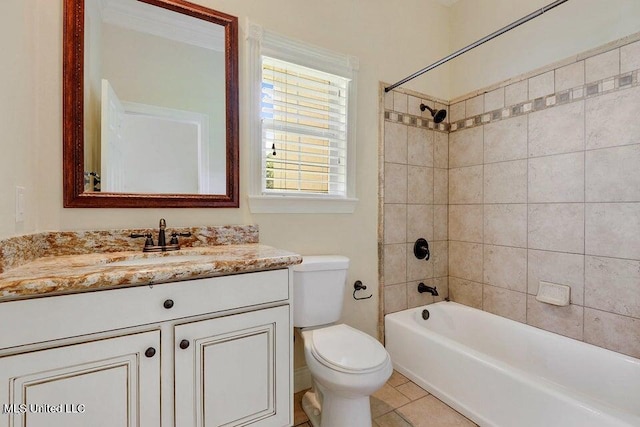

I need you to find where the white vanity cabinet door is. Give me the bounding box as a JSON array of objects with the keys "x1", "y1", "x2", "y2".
[
  {"x1": 0, "y1": 330, "x2": 160, "y2": 427},
  {"x1": 174, "y1": 305, "x2": 291, "y2": 427}
]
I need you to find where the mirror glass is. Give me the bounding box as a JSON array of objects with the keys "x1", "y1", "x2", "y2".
[{"x1": 64, "y1": 0, "x2": 239, "y2": 208}]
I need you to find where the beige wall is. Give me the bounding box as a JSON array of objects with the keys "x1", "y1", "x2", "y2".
[
  {"x1": 449, "y1": 0, "x2": 640, "y2": 99},
  {"x1": 0, "y1": 0, "x2": 38, "y2": 238}
]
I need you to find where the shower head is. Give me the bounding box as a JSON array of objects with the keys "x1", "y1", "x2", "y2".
[{"x1": 420, "y1": 103, "x2": 447, "y2": 124}]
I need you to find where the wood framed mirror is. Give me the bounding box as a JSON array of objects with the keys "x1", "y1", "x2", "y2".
[{"x1": 63, "y1": 0, "x2": 239, "y2": 208}]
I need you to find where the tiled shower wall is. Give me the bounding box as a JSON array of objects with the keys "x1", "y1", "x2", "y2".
[
  {"x1": 381, "y1": 35, "x2": 640, "y2": 359},
  {"x1": 380, "y1": 91, "x2": 449, "y2": 321}
]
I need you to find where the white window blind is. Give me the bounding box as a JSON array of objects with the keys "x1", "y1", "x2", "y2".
[{"x1": 261, "y1": 56, "x2": 349, "y2": 196}]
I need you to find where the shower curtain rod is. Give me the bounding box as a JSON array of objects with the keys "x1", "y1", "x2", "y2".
[{"x1": 384, "y1": 0, "x2": 570, "y2": 92}]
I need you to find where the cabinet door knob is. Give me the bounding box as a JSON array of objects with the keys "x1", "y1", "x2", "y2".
[
  {"x1": 163, "y1": 299, "x2": 174, "y2": 309},
  {"x1": 145, "y1": 347, "x2": 156, "y2": 358},
  {"x1": 179, "y1": 339, "x2": 190, "y2": 350}
]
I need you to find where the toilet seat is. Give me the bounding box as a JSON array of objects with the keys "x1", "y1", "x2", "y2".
[{"x1": 307, "y1": 324, "x2": 389, "y2": 374}]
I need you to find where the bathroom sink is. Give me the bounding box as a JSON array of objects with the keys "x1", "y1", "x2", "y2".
[{"x1": 108, "y1": 254, "x2": 211, "y2": 267}]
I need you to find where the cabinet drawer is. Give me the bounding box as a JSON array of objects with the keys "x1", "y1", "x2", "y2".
[{"x1": 0, "y1": 269, "x2": 290, "y2": 349}]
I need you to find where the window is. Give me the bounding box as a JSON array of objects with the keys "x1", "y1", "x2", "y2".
[{"x1": 248, "y1": 23, "x2": 358, "y2": 213}]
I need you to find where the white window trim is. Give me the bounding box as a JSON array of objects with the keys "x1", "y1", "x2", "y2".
[{"x1": 247, "y1": 21, "x2": 359, "y2": 214}]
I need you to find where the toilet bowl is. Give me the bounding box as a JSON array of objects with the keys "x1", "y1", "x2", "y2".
[
  {"x1": 300, "y1": 324, "x2": 393, "y2": 427},
  {"x1": 293, "y1": 256, "x2": 392, "y2": 427}
]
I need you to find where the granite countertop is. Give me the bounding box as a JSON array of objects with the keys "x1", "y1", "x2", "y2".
[
  {"x1": 0, "y1": 244, "x2": 301, "y2": 301},
  {"x1": 0, "y1": 226, "x2": 302, "y2": 302}
]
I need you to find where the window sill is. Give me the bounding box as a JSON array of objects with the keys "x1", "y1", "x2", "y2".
[{"x1": 248, "y1": 195, "x2": 358, "y2": 214}]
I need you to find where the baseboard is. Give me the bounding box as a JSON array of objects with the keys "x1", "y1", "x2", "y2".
[{"x1": 294, "y1": 366, "x2": 312, "y2": 393}]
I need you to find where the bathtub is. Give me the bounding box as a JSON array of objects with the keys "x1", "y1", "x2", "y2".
[{"x1": 385, "y1": 302, "x2": 640, "y2": 427}]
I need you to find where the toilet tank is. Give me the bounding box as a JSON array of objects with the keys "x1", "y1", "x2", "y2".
[{"x1": 292, "y1": 255, "x2": 349, "y2": 328}]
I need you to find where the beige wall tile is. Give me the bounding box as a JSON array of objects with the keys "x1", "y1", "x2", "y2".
[
  {"x1": 449, "y1": 241, "x2": 482, "y2": 282},
  {"x1": 528, "y1": 203, "x2": 584, "y2": 253},
  {"x1": 449, "y1": 204, "x2": 483, "y2": 243},
  {"x1": 384, "y1": 204, "x2": 407, "y2": 244},
  {"x1": 484, "y1": 115, "x2": 528, "y2": 163},
  {"x1": 483, "y1": 285, "x2": 526, "y2": 323},
  {"x1": 450, "y1": 101, "x2": 465, "y2": 122},
  {"x1": 528, "y1": 249, "x2": 584, "y2": 305},
  {"x1": 433, "y1": 205, "x2": 448, "y2": 241},
  {"x1": 385, "y1": 122, "x2": 408, "y2": 164},
  {"x1": 621, "y1": 40, "x2": 640, "y2": 74},
  {"x1": 585, "y1": 203, "x2": 640, "y2": 259},
  {"x1": 407, "y1": 204, "x2": 433, "y2": 242},
  {"x1": 529, "y1": 101, "x2": 585, "y2": 157},
  {"x1": 505, "y1": 80, "x2": 528, "y2": 106},
  {"x1": 434, "y1": 131, "x2": 449, "y2": 169},
  {"x1": 483, "y1": 245, "x2": 527, "y2": 292},
  {"x1": 384, "y1": 163, "x2": 407, "y2": 204},
  {"x1": 431, "y1": 241, "x2": 448, "y2": 277},
  {"x1": 586, "y1": 86, "x2": 640, "y2": 150},
  {"x1": 528, "y1": 71, "x2": 554, "y2": 100},
  {"x1": 585, "y1": 49, "x2": 620, "y2": 83},
  {"x1": 484, "y1": 160, "x2": 527, "y2": 203},
  {"x1": 484, "y1": 87, "x2": 504, "y2": 112},
  {"x1": 585, "y1": 256, "x2": 640, "y2": 318},
  {"x1": 585, "y1": 308, "x2": 640, "y2": 359},
  {"x1": 383, "y1": 283, "x2": 408, "y2": 315},
  {"x1": 408, "y1": 95, "x2": 423, "y2": 117},
  {"x1": 484, "y1": 204, "x2": 527, "y2": 247},
  {"x1": 408, "y1": 126, "x2": 434, "y2": 167},
  {"x1": 526, "y1": 296, "x2": 584, "y2": 340},
  {"x1": 586, "y1": 144, "x2": 640, "y2": 202},
  {"x1": 466, "y1": 94, "x2": 484, "y2": 117},
  {"x1": 449, "y1": 126, "x2": 483, "y2": 168},
  {"x1": 434, "y1": 168, "x2": 448, "y2": 205},
  {"x1": 393, "y1": 91, "x2": 408, "y2": 113},
  {"x1": 384, "y1": 91, "x2": 394, "y2": 111},
  {"x1": 555, "y1": 61, "x2": 585, "y2": 92},
  {"x1": 528, "y1": 152, "x2": 585, "y2": 203},
  {"x1": 449, "y1": 166, "x2": 483, "y2": 204},
  {"x1": 384, "y1": 244, "x2": 407, "y2": 285},
  {"x1": 449, "y1": 277, "x2": 483, "y2": 309},
  {"x1": 408, "y1": 166, "x2": 433, "y2": 204},
  {"x1": 407, "y1": 243, "x2": 434, "y2": 282}
]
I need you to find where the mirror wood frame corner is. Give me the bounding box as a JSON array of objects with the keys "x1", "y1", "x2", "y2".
[{"x1": 63, "y1": 0, "x2": 239, "y2": 208}]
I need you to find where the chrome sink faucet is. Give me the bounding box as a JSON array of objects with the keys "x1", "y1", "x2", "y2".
[{"x1": 130, "y1": 218, "x2": 191, "y2": 252}]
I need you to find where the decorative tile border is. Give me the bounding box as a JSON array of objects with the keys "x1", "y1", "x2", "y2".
[
  {"x1": 383, "y1": 110, "x2": 450, "y2": 132},
  {"x1": 449, "y1": 69, "x2": 639, "y2": 133}
]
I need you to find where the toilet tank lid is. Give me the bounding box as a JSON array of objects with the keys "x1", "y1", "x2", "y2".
[{"x1": 293, "y1": 255, "x2": 349, "y2": 271}]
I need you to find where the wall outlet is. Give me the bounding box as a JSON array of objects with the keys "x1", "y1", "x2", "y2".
[{"x1": 15, "y1": 186, "x2": 25, "y2": 223}]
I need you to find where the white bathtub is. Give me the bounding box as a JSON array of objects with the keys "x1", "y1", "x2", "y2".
[{"x1": 385, "y1": 301, "x2": 640, "y2": 427}]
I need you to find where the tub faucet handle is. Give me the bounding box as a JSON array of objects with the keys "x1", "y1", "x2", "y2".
[{"x1": 414, "y1": 238, "x2": 430, "y2": 261}]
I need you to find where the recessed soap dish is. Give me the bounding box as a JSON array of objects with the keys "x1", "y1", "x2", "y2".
[{"x1": 536, "y1": 281, "x2": 570, "y2": 306}]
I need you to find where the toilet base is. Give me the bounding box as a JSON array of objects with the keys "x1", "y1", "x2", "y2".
[{"x1": 302, "y1": 388, "x2": 372, "y2": 427}]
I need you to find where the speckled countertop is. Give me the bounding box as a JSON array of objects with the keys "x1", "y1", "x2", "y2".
[{"x1": 0, "y1": 225, "x2": 302, "y2": 301}]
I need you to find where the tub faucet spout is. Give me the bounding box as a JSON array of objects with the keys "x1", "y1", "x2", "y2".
[{"x1": 418, "y1": 282, "x2": 438, "y2": 296}]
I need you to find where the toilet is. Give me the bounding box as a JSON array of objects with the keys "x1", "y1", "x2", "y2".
[{"x1": 293, "y1": 255, "x2": 393, "y2": 427}]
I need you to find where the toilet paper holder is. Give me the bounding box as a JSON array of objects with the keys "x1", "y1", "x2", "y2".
[{"x1": 353, "y1": 280, "x2": 372, "y2": 300}]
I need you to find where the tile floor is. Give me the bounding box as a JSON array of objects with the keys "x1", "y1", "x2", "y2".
[{"x1": 294, "y1": 370, "x2": 478, "y2": 427}]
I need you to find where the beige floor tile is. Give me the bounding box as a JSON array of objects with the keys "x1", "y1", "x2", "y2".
[
  {"x1": 374, "y1": 410, "x2": 414, "y2": 427},
  {"x1": 387, "y1": 370, "x2": 410, "y2": 387},
  {"x1": 396, "y1": 395, "x2": 477, "y2": 427},
  {"x1": 371, "y1": 383, "x2": 411, "y2": 418},
  {"x1": 396, "y1": 381, "x2": 429, "y2": 401}
]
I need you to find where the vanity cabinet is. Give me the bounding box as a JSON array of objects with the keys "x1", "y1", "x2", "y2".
[
  {"x1": 0, "y1": 331, "x2": 161, "y2": 427},
  {"x1": 175, "y1": 306, "x2": 290, "y2": 426},
  {"x1": 0, "y1": 269, "x2": 293, "y2": 427}
]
